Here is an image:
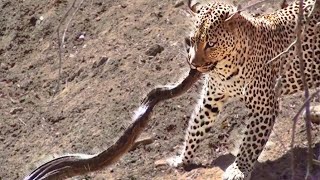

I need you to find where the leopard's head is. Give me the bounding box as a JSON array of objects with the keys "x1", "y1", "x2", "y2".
[{"x1": 186, "y1": 0, "x2": 249, "y2": 73}]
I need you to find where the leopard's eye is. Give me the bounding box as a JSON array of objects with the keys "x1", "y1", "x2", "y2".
[{"x1": 205, "y1": 41, "x2": 216, "y2": 49}]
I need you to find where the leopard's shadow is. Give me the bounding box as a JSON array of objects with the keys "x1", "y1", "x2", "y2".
[{"x1": 209, "y1": 143, "x2": 320, "y2": 180}]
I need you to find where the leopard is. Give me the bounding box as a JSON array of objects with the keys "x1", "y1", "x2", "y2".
[{"x1": 166, "y1": 0, "x2": 320, "y2": 179}]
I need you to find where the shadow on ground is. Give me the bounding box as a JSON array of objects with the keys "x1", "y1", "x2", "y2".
[{"x1": 207, "y1": 143, "x2": 320, "y2": 180}]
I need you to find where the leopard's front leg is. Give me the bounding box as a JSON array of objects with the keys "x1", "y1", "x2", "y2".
[
  {"x1": 167, "y1": 76, "x2": 229, "y2": 167},
  {"x1": 223, "y1": 84, "x2": 279, "y2": 180}
]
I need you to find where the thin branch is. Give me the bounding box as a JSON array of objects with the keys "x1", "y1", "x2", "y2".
[
  {"x1": 266, "y1": 39, "x2": 297, "y2": 65},
  {"x1": 271, "y1": 129, "x2": 289, "y2": 152},
  {"x1": 24, "y1": 69, "x2": 202, "y2": 180},
  {"x1": 265, "y1": 1, "x2": 318, "y2": 178},
  {"x1": 314, "y1": 22, "x2": 320, "y2": 101},
  {"x1": 61, "y1": 0, "x2": 85, "y2": 47},
  {"x1": 55, "y1": 0, "x2": 78, "y2": 95},
  {"x1": 129, "y1": 136, "x2": 155, "y2": 151},
  {"x1": 290, "y1": 89, "x2": 319, "y2": 179},
  {"x1": 295, "y1": 0, "x2": 313, "y2": 178},
  {"x1": 313, "y1": 159, "x2": 320, "y2": 166},
  {"x1": 290, "y1": 90, "x2": 320, "y2": 138}
]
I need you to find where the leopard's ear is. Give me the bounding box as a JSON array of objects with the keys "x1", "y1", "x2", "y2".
[
  {"x1": 224, "y1": 11, "x2": 249, "y2": 30},
  {"x1": 225, "y1": 11, "x2": 242, "y2": 23},
  {"x1": 188, "y1": 0, "x2": 202, "y2": 14}
]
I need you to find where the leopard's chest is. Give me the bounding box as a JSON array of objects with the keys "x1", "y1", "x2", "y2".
[{"x1": 208, "y1": 66, "x2": 246, "y2": 98}]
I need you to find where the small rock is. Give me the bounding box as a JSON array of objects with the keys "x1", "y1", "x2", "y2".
[
  {"x1": 174, "y1": 0, "x2": 184, "y2": 8},
  {"x1": 68, "y1": 68, "x2": 83, "y2": 82},
  {"x1": 154, "y1": 159, "x2": 167, "y2": 167},
  {"x1": 145, "y1": 44, "x2": 164, "y2": 56},
  {"x1": 130, "y1": 136, "x2": 155, "y2": 151},
  {"x1": 155, "y1": 65, "x2": 161, "y2": 71},
  {"x1": 9, "y1": 62, "x2": 15, "y2": 68},
  {"x1": 150, "y1": 11, "x2": 163, "y2": 18},
  {"x1": 264, "y1": 141, "x2": 276, "y2": 151},
  {"x1": 140, "y1": 59, "x2": 146, "y2": 63},
  {"x1": 29, "y1": 16, "x2": 37, "y2": 26},
  {"x1": 19, "y1": 98, "x2": 26, "y2": 103},
  {"x1": 0, "y1": 63, "x2": 8, "y2": 70},
  {"x1": 165, "y1": 124, "x2": 176, "y2": 132},
  {"x1": 304, "y1": 105, "x2": 320, "y2": 124},
  {"x1": 35, "y1": 94, "x2": 40, "y2": 99},
  {"x1": 48, "y1": 115, "x2": 65, "y2": 124},
  {"x1": 79, "y1": 34, "x2": 85, "y2": 40},
  {"x1": 92, "y1": 56, "x2": 108, "y2": 68},
  {"x1": 10, "y1": 107, "x2": 23, "y2": 114},
  {"x1": 20, "y1": 79, "x2": 33, "y2": 90},
  {"x1": 28, "y1": 64, "x2": 34, "y2": 69}
]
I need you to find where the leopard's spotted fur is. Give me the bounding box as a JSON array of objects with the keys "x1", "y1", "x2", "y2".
[{"x1": 167, "y1": 0, "x2": 320, "y2": 179}]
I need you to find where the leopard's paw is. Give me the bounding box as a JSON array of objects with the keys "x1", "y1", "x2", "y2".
[
  {"x1": 166, "y1": 155, "x2": 184, "y2": 167},
  {"x1": 223, "y1": 163, "x2": 249, "y2": 180}
]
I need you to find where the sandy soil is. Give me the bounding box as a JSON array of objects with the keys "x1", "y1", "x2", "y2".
[{"x1": 0, "y1": 0, "x2": 319, "y2": 179}]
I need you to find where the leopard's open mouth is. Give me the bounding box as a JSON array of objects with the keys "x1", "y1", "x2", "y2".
[{"x1": 193, "y1": 62, "x2": 217, "y2": 73}]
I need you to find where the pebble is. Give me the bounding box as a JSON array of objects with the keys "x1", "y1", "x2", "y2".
[
  {"x1": 174, "y1": 0, "x2": 184, "y2": 8},
  {"x1": 304, "y1": 105, "x2": 320, "y2": 124},
  {"x1": 0, "y1": 63, "x2": 8, "y2": 70},
  {"x1": 145, "y1": 44, "x2": 164, "y2": 56},
  {"x1": 155, "y1": 65, "x2": 161, "y2": 71},
  {"x1": 10, "y1": 107, "x2": 23, "y2": 115},
  {"x1": 92, "y1": 56, "x2": 108, "y2": 68},
  {"x1": 79, "y1": 34, "x2": 85, "y2": 40}
]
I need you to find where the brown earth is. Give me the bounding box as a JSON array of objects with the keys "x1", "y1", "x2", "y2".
[{"x1": 0, "y1": 0, "x2": 319, "y2": 179}]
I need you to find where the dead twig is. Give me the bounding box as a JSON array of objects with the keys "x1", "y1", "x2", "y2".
[
  {"x1": 271, "y1": 129, "x2": 289, "y2": 152},
  {"x1": 291, "y1": 90, "x2": 320, "y2": 136},
  {"x1": 55, "y1": 0, "x2": 77, "y2": 95},
  {"x1": 18, "y1": 118, "x2": 27, "y2": 126},
  {"x1": 61, "y1": 0, "x2": 84, "y2": 47},
  {"x1": 314, "y1": 22, "x2": 320, "y2": 101},
  {"x1": 290, "y1": 89, "x2": 319, "y2": 179},
  {"x1": 266, "y1": 39, "x2": 297, "y2": 65},
  {"x1": 129, "y1": 136, "x2": 155, "y2": 151},
  {"x1": 24, "y1": 69, "x2": 202, "y2": 180},
  {"x1": 269, "y1": 39, "x2": 297, "y2": 98},
  {"x1": 264, "y1": 0, "x2": 318, "y2": 178},
  {"x1": 313, "y1": 159, "x2": 320, "y2": 166},
  {"x1": 267, "y1": 1, "x2": 318, "y2": 101},
  {"x1": 295, "y1": 0, "x2": 313, "y2": 179}
]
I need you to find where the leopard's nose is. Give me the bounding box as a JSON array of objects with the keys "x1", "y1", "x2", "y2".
[
  {"x1": 190, "y1": 58, "x2": 206, "y2": 67},
  {"x1": 188, "y1": 46, "x2": 206, "y2": 68}
]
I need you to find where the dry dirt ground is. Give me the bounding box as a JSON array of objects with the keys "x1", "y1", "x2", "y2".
[{"x1": 0, "y1": 0, "x2": 320, "y2": 179}]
